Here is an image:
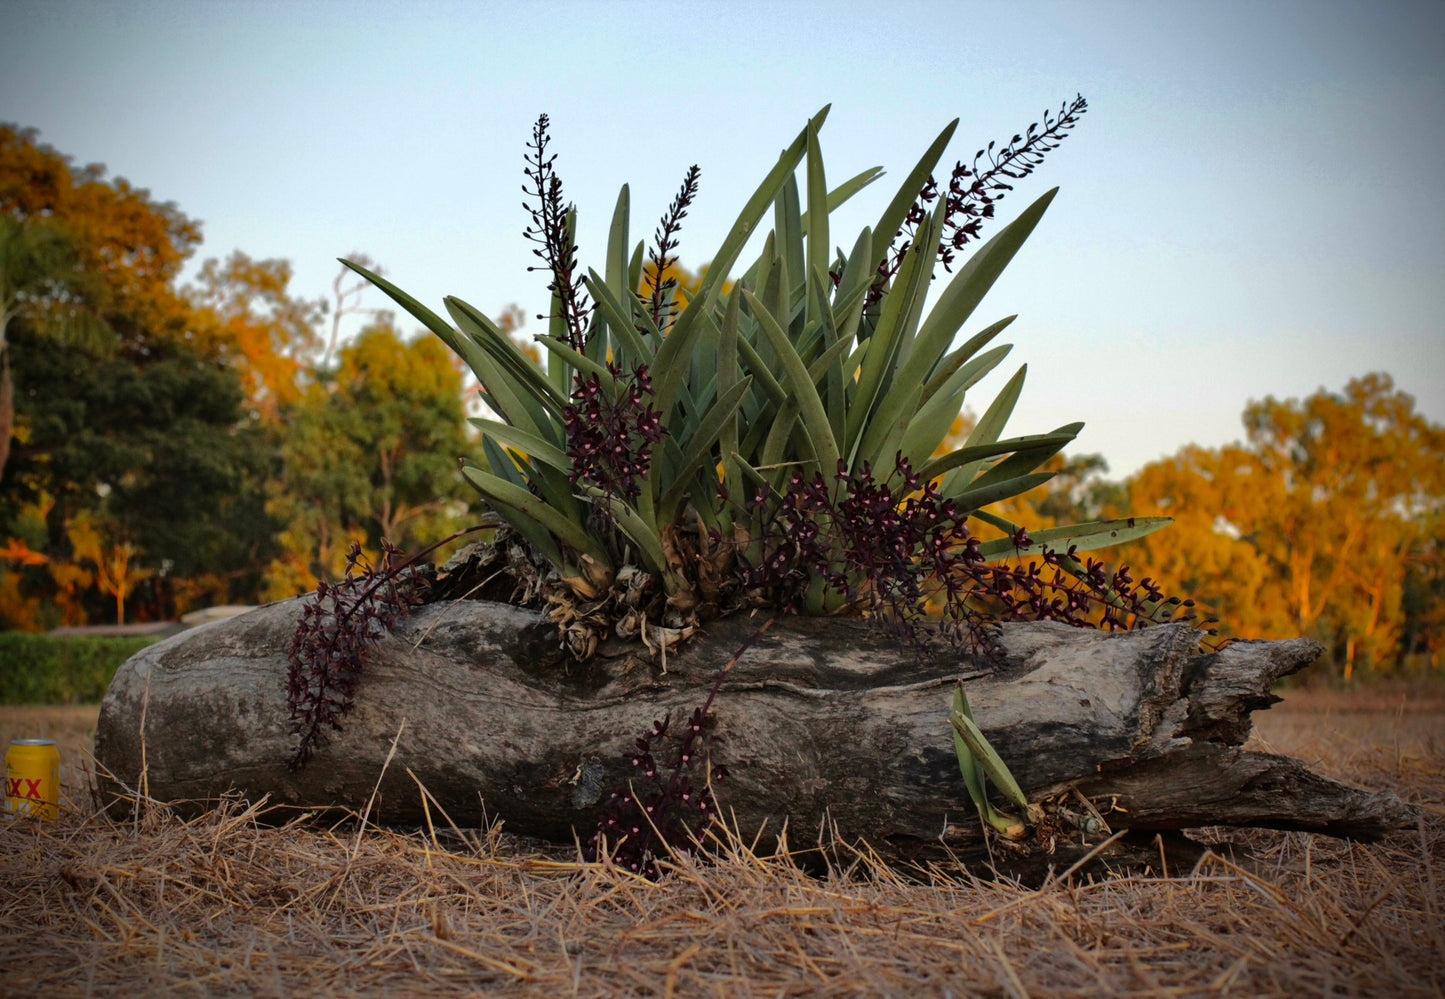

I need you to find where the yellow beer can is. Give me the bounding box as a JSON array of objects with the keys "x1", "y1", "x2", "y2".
[{"x1": 5, "y1": 738, "x2": 61, "y2": 820}]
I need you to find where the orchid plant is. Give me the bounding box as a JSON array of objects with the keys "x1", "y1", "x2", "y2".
[
  {"x1": 345, "y1": 99, "x2": 1175, "y2": 648},
  {"x1": 314, "y1": 99, "x2": 1200, "y2": 854}
]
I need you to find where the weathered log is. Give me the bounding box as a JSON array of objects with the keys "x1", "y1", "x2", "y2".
[{"x1": 94, "y1": 598, "x2": 1414, "y2": 877}]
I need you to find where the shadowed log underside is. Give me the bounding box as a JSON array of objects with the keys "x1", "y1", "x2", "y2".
[{"x1": 94, "y1": 598, "x2": 1414, "y2": 879}]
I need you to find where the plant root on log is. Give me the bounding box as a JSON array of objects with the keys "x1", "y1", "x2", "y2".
[{"x1": 94, "y1": 598, "x2": 1415, "y2": 881}]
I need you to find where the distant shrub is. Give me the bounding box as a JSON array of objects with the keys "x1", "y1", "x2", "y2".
[{"x1": 0, "y1": 634, "x2": 160, "y2": 704}]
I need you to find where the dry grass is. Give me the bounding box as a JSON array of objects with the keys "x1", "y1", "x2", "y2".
[{"x1": 2, "y1": 690, "x2": 1441, "y2": 998}]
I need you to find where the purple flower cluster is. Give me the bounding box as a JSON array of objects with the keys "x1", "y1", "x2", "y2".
[
  {"x1": 646, "y1": 165, "x2": 701, "y2": 330},
  {"x1": 588, "y1": 707, "x2": 725, "y2": 879},
  {"x1": 286, "y1": 541, "x2": 425, "y2": 769},
  {"x1": 981, "y1": 535, "x2": 1196, "y2": 635},
  {"x1": 564, "y1": 363, "x2": 665, "y2": 506},
  {"x1": 746, "y1": 453, "x2": 1198, "y2": 652},
  {"x1": 522, "y1": 114, "x2": 592, "y2": 349},
  {"x1": 860, "y1": 94, "x2": 1089, "y2": 302},
  {"x1": 749, "y1": 457, "x2": 982, "y2": 619}
]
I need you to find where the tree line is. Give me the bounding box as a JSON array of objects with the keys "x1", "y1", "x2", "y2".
[
  {"x1": 1, "y1": 124, "x2": 1439, "y2": 679},
  {"x1": 973, "y1": 371, "x2": 1444, "y2": 679},
  {"x1": 0, "y1": 124, "x2": 477, "y2": 626}
]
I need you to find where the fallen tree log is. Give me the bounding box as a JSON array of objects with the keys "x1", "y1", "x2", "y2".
[{"x1": 94, "y1": 597, "x2": 1414, "y2": 878}]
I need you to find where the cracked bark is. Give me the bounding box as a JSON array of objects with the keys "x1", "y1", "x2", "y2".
[{"x1": 94, "y1": 597, "x2": 1414, "y2": 879}]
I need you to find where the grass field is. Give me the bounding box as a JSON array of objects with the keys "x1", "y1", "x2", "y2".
[{"x1": 2, "y1": 688, "x2": 1440, "y2": 997}]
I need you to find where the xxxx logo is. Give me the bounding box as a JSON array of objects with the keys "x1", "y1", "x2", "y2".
[{"x1": 6, "y1": 777, "x2": 43, "y2": 799}]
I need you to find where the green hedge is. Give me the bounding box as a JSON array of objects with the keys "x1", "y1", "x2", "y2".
[{"x1": 0, "y1": 634, "x2": 161, "y2": 705}]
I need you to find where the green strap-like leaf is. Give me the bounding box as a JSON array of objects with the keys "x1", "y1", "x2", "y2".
[
  {"x1": 798, "y1": 165, "x2": 884, "y2": 235},
  {"x1": 806, "y1": 316, "x2": 858, "y2": 388},
  {"x1": 344, "y1": 261, "x2": 557, "y2": 445},
  {"x1": 758, "y1": 396, "x2": 803, "y2": 478},
  {"x1": 462, "y1": 450, "x2": 559, "y2": 551},
  {"x1": 916, "y1": 431, "x2": 1078, "y2": 484},
  {"x1": 805, "y1": 120, "x2": 829, "y2": 287},
  {"x1": 585, "y1": 268, "x2": 657, "y2": 370},
  {"x1": 659, "y1": 375, "x2": 753, "y2": 522},
  {"x1": 744, "y1": 289, "x2": 841, "y2": 478},
  {"x1": 340, "y1": 258, "x2": 443, "y2": 335},
  {"x1": 734, "y1": 332, "x2": 788, "y2": 409},
  {"x1": 806, "y1": 271, "x2": 847, "y2": 447},
  {"x1": 831, "y1": 226, "x2": 874, "y2": 345},
  {"x1": 652, "y1": 106, "x2": 830, "y2": 418},
  {"x1": 890, "y1": 196, "x2": 951, "y2": 372},
  {"x1": 606, "y1": 184, "x2": 631, "y2": 309},
  {"x1": 475, "y1": 435, "x2": 581, "y2": 536},
  {"x1": 950, "y1": 471, "x2": 1055, "y2": 512},
  {"x1": 341, "y1": 259, "x2": 560, "y2": 436},
  {"x1": 472, "y1": 442, "x2": 564, "y2": 556},
  {"x1": 534, "y1": 334, "x2": 618, "y2": 389},
  {"x1": 912, "y1": 189, "x2": 1058, "y2": 368},
  {"x1": 774, "y1": 176, "x2": 804, "y2": 313},
  {"x1": 446, "y1": 296, "x2": 565, "y2": 414},
  {"x1": 968, "y1": 421, "x2": 1085, "y2": 491},
  {"x1": 546, "y1": 274, "x2": 572, "y2": 397},
  {"x1": 897, "y1": 344, "x2": 1018, "y2": 468},
  {"x1": 847, "y1": 203, "x2": 943, "y2": 467},
  {"x1": 938, "y1": 363, "x2": 1027, "y2": 494},
  {"x1": 717, "y1": 292, "x2": 744, "y2": 528},
  {"x1": 973, "y1": 517, "x2": 1174, "y2": 561},
  {"x1": 468, "y1": 418, "x2": 571, "y2": 475},
  {"x1": 628, "y1": 240, "x2": 646, "y2": 312},
  {"x1": 461, "y1": 465, "x2": 610, "y2": 566},
  {"x1": 441, "y1": 319, "x2": 550, "y2": 439},
  {"x1": 869, "y1": 119, "x2": 958, "y2": 275},
  {"x1": 738, "y1": 164, "x2": 884, "y2": 293},
  {"x1": 761, "y1": 242, "x2": 791, "y2": 359},
  {"x1": 578, "y1": 485, "x2": 667, "y2": 573},
  {"x1": 919, "y1": 318, "x2": 1014, "y2": 404},
  {"x1": 970, "y1": 508, "x2": 1019, "y2": 537},
  {"x1": 864, "y1": 328, "x2": 1013, "y2": 474},
  {"x1": 951, "y1": 703, "x2": 1029, "y2": 811},
  {"x1": 852, "y1": 188, "x2": 1057, "y2": 475},
  {"x1": 952, "y1": 685, "x2": 1007, "y2": 828}
]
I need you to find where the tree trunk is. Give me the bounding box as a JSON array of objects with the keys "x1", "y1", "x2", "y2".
[
  {"x1": 94, "y1": 597, "x2": 1415, "y2": 880},
  {"x1": 0, "y1": 348, "x2": 13, "y2": 483}
]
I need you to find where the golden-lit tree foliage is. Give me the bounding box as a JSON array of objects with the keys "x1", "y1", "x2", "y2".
[
  {"x1": 262, "y1": 321, "x2": 474, "y2": 599},
  {"x1": 1, "y1": 126, "x2": 330, "y2": 427},
  {"x1": 1113, "y1": 444, "x2": 1292, "y2": 641},
  {"x1": 928, "y1": 377, "x2": 1444, "y2": 674},
  {"x1": 65, "y1": 511, "x2": 153, "y2": 626},
  {"x1": 934, "y1": 410, "x2": 1120, "y2": 536},
  {"x1": 1117, "y1": 374, "x2": 1444, "y2": 677},
  {"x1": 0, "y1": 214, "x2": 114, "y2": 482},
  {"x1": 1402, "y1": 510, "x2": 1445, "y2": 668},
  {"x1": 188, "y1": 251, "x2": 325, "y2": 422},
  {"x1": 0, "y1": 128, "x2": 477, "y2": 624},
  {"x1": 0, "y1": 123, "x2": 201, "y2": 342}
]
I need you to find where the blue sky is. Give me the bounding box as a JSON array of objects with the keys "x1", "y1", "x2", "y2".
[{"x1": 3, "y1": 0, "x2": 1442, "y2": 477}]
